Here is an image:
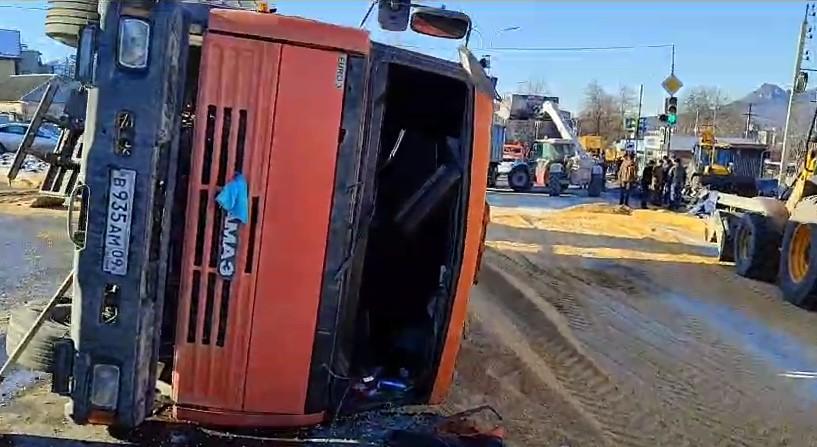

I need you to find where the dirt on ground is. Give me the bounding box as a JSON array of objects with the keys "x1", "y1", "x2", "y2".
[
  {"x1": 4, "y1": 199, "x2": 817, "y2": 446},
  {"x1": 447, "y1": 203, "x2": 817, "y2": 446}
]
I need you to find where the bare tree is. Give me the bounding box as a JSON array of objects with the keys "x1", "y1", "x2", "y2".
[
  {"x1": 678, "y1": 86, "x2": 743, "y2": 136},
  {"x1": 520, "y1": 77, "x2": 550, "y2": 95},
  {"x1": 617, "y1": 85, "x2": 636, "y2": 138},
  {"x1": 579, "y1": 81, "x2": 619, "y2": 143}
]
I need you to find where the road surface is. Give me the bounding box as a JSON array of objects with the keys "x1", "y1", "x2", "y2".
[
  {"x1": 3, "y1": 188, "x2": 817, "y2": 446},
  {"x1": 447, "y1": 192, "x2": 817, "y2": 446}
]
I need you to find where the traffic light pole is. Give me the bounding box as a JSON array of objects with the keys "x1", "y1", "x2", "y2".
[{"x1": 635, "y1": 84, "x2": 644, "y2": 164}]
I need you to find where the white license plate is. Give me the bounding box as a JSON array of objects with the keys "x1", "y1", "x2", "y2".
[{"x1": 103, "y1": 169, "x2": 136, "y2": 276}]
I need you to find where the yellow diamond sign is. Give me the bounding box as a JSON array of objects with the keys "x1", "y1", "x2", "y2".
[{"x1": 662, "y1": 74, "x2": 683, "y2": 95}]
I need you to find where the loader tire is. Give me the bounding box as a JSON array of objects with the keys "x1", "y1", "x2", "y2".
[
  {"x1": 779, "y1": 197, "x2": 817, "y2": 308},
  {"x1": 734, "y1": 213, "x2": 781, "y2": 282},
  {"x1": 508, "y1": 166, "x2": 531, "y2": 192},
  {"x1": 716, "y1": 224, "x2": 735, "y2": 263},
  {"x1": 5, "y1": 305, "x2": 70, "y2": 372}
]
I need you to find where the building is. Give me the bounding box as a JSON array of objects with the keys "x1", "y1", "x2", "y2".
[
  {"x1": 18, "y1": 48, "x2": 50, "y2": 75},
  {"x1": 0, "y1": 29, "x2": 22, "y2": 78},
  {"x1": 0, "y1": 74, "x2": 76, "y2": 120}
]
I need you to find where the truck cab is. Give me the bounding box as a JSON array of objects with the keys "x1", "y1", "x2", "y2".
[{"x1": 55, "y1": 0, "x2": 493, "y2": 429}]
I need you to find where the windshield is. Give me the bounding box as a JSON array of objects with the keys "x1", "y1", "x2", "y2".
[{"x1": 532, "y1": 141, "x2": 574, "y2": 160}]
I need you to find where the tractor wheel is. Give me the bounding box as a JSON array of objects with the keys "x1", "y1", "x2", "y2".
[
  {"x1": 733, "y1": 213, "x2": 781, "y2": 282},
  {"x1": 548, "y1": 173, "x2": 561, "y2": 197},
  {"x1": 508, "y1": 166, "x2": 531, "y2": 192},
  {"x1": 779, "y1": 197, "x2": 817, "y2": 307},
  {"x1": 5, "y1": 304, "x2": 71, "y2": 372}
]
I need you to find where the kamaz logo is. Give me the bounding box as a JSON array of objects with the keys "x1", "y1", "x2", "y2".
[{"x1": 218, "y1": 215, "x2": 241, "y2": 279}]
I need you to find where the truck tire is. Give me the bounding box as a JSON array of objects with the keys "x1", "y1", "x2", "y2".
[
  {"x1": 508, "y1": 166, "x2": 531, "y2": 192},
  {"x1": 46, "y1": 0, "x2": 100, "y2": 47},
  {"x1": 733, "y1": 213, "x2": 781, "y2": 282},
  {"x1": 779, "y1": 197, "x2": 817, "y2": 308},
  {"x1": 487, "y1": 164, "x2": 498, "y2": 188},
  {"x1": 5, "y1": 305, "x2": 71, "y2": 373}
]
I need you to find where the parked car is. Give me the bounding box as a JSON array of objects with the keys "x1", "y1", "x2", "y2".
[{"x1": 0, "y1": 122, "x2": 58, "y2": 158}]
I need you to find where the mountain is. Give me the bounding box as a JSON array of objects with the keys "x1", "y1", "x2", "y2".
[{"x1": 716, "y1": 83, "x2": 815, "y2": 133}]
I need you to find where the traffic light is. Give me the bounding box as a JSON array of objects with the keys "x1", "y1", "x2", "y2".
[
  {"x1": 665, "y1": 96, "x2": 678, "y2": 126},
  {"x1": 624, "y1": 117, "x2": 637, "y2": 132}
]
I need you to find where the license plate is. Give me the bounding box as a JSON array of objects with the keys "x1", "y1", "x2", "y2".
[{"x1": 103, "y1": 169, "x2": 136, "y2": 276}]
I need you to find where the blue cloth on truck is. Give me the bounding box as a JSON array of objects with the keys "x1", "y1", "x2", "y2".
[{"x1": 216, "y1": 173, "x2": 249, "y2": 223}]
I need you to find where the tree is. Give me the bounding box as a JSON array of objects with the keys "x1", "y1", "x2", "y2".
[
  {"x1": 579, "y1": 81, "x2": 619, "y2": 144},
  {"x1": 617, "y1": 85, "x2": 637, "y2": 138},
  {"x1": 519, "y1": 77, "x2": 550, "y2": 95},
  {"x1": 678, "y1": 86, "x2": 743, "y2": 136}
]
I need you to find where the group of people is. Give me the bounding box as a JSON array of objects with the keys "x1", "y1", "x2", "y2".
[{"x1": 616, "y1": 153, "x2": 686, "y2": 210}]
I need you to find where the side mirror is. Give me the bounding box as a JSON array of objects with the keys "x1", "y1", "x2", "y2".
[
  {"x1": 378, "y1": 0, "x2": 410, "y2": 32},
  {"x1": 76, "y1": 25, "x2": 97, "y2": 85},
  {"x1": 410, "y1": 7, "x2": 471, "y2": 40}
]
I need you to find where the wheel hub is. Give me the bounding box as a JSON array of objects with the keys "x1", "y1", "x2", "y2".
[{"x1": 789, "y1": 224, "x2": 811, "y2": 284}]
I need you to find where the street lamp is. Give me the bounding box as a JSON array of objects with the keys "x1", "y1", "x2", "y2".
[
  {"x1": 490, "y1": 26, "x2": 520, "y2": 48},
  {"x1": 471, "y1": 25, "x2": 521, "y2": 49}
]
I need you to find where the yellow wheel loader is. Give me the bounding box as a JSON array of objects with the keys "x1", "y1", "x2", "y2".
[{"x1": 707, "y1": 141, "x2": 817, "y2": 308}]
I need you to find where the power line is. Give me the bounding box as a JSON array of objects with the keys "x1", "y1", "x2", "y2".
[
  {"x1": 481, "y1": 44, "x2": 675, "y2": 52},
  {"x1": 387, "y1": 43, "x2": 675, "y2": 54},
  {"x1": 0, "y1": 5, "x2": 48, "y2": 11}
]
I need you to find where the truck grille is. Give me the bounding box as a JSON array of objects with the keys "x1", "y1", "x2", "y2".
[{"x1": 173, "y1": 34, "x2": 278, "y2": 409}]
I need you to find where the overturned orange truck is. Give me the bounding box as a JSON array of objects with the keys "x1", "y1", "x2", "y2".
[{"x1": 50, "y1": 0, "x2": 494, "y2": 429}]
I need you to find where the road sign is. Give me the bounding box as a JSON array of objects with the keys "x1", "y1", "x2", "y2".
[{"x1": 662, "y1": 74, "x2": 683, "y2": 95}]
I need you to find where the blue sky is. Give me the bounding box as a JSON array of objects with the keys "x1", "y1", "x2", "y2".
[{"x1": 0, "y1": 1, "x2": 807, "y2": 113}]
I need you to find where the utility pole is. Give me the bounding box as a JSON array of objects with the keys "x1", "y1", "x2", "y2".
[
  {"x1": 744, "y1": 103, "x2": 754, "y2": 139},
  {"x1": 635, "y1": 84, "x2": 644, "y2": 164},
  {"x1": 694, "y1": 108, "x2": 700, "y2": 136},
  {"x1": 779, "y1": 4, "x2": 811, "y2": 187}
]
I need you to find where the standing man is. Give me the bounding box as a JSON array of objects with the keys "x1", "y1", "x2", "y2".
[
  {"x1": 617, "y1": 152, "x2": 637, "y2": 207},
  {"x1": 640, "y1": 160, "x2": 654, "y2": 209},
  {"x1": 669, "y1": 158, "x2": 687, "y2": 210},
  {"x1": 661, "y1": 156, "x2": 672, "y2": 206},
  {"x1": 651, "y1": 159, "x2": 664, "y2": 205}
]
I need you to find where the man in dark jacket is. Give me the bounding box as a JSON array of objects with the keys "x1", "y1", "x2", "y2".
[
  {"x1": 661, "y1": 156, "x2": 672, "y2": 205},
  {"x1": 640, "y1": 160, "x2": 654, "y2": 209},
  {"x1": 668, "y1": 158, "x2": 687, "y2": 210}
]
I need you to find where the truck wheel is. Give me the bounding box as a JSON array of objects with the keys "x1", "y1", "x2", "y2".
[
  {"x1": 487, "y1": 165, "x2": 498, "y2": 188},
  {"x1": 508, "y1": 167, "x2": 531, "y2": 192},
  {"x1": 733, "y1": 213, "x2": 780, "y2": 282},
  {"x1": 5, "y1": 305, "x2": 71, "y2": 372}
]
